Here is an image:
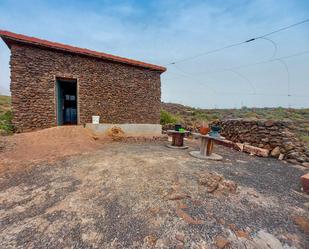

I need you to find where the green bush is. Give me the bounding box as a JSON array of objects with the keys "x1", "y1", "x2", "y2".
[
  {"x1": 0, "y1": 111, "x2": 14, "y2": 135},
  {"x1": 194, "y1": 110, "x2": 209, "y2": 121},
  {"x1": 160, "y1": 109, "x2": 179, "y2": 125}
]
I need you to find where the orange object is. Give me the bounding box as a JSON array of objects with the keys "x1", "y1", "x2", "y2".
[{"x1": 199, "y1": 127, "x2": 210, "y2": 135}]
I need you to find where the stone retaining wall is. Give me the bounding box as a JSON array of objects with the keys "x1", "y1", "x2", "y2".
[{"x1": 213, "y1": 119, "x2": 309, "y2": 164}]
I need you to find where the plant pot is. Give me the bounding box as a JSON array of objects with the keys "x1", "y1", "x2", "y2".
[
  {"x1": 199, "y1": 127, "x2": 210, "y2": 135},
  {"x1": 209, "y1": 125, "x2": 221, "y2": 137},
  {"x1": 211, "y1": 125, "x2": 221, "y2": 132},
  {"x1": 175, "y1": 124, "x2": 182, "y2": 131}
]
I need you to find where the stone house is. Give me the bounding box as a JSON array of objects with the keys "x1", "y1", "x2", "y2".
[{"x1": 0, "y1": 30, "x2": 166, "y2": 133}]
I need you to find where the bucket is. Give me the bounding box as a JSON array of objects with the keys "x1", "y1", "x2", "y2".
[{"x1": 92, "y1": 116, "x2": 100, "y2": 124}]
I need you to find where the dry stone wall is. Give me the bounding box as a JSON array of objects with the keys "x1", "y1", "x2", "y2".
[
  {"x1": 10, "y1": 43, "x2": 162, "y2": 132},
  {"x1": 213, "y1": 119, "x2": 309, "y2": 164}
]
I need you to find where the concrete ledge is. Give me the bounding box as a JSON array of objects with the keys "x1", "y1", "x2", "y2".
[{"x1": 86, "y1": 123, "x2": 162, "y2": 136}]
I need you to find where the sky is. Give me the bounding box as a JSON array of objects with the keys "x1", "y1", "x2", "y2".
[{"x1": 0, "y1": 0, "x2": 308, "y2": 108}]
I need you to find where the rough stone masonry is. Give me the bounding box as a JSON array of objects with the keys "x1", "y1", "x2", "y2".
[
  {"x1": 0, "y1": 30, "x2": 165, "y2": 132},
  {"x1": 214, "y1": 119, "x2": 309, "y2": 165}
]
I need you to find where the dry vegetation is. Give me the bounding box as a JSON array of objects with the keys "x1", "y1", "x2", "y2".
[{"x1": 0, "y1": 95, "x2": 13, "y2": 135}]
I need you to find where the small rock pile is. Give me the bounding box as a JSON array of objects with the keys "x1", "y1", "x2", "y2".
[
  {"x1": 107, "y1": 126, "x2": 125, "y2": 141},
  {"x1": 198, "y1": 172, "x2": 237, "y2": 194},
  {"x1": 213, "y1": 119, "x2": 309, "y2": 165}
]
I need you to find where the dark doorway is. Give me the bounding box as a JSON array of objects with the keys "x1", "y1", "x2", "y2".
[{"x1": 56, "y1": 79, "x2": 77, "y2": 125}]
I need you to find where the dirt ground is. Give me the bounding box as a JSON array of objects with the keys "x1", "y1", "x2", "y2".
[
  {"x1": 0, "y1": 129, "x2": 309, "y2": 248},
  {"x1": 0, "y1": 126, "x2": 103, "y2": 174}
]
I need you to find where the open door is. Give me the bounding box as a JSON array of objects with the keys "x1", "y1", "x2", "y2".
[{"x1": 56, "y1": 79, "x2": 77, "y2": 125}]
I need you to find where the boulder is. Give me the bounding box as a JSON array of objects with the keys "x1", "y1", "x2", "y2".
[
  {"x1": 270, "y1": 146, "x2": 280, "y2": 157},
  {"x1": 265, "y1": 120, "x2": 275, "y2": 127},
  {"x1": 214, "y1": 236, "x2": 230, "y2": 249}
]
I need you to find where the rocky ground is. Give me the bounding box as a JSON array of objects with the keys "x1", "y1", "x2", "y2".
[{"x1": 0, "y1": 139, "x2": 308, "y2": 248}]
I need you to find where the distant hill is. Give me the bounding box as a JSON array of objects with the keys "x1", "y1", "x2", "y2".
[{"x1": 161, "y1": 102, "x2": 309, "y2": 123}]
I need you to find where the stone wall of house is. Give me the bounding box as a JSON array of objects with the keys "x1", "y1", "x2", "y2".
[
  {"x1": 213, "y1": 119, "x2": 309, "y2": 164},
  {"x1": 10, "y1": 43, "x2": 162, "y2": 132}
]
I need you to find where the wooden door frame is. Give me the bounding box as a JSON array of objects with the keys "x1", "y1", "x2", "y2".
[{"x1": 54, "y1": 76, "x2": 80, "y2": 126}]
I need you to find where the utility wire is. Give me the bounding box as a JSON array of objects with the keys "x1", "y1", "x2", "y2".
[
  {"x1": 167, "y1": 41, "x2": 247, "y2": 65},
  {"x1": 258, "y1": 37, "x2": 278, "y2": 59},
  {"x1": 166, "y1": 18, "x2": 309, "y2": 65},
  {"x1": 166, "y1": 50, "x2": 309, "y2": 98},
  {"x1": 257, "y1": 18, "x2": 309, "y2": 38},
  {"x1": 182, "y1": 50, "x2": 309, "y2": 75},
  {"x1": 165, "y1": 50, "x2": 309, "y2": 80}
]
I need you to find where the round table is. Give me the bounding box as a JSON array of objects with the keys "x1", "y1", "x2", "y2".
[
  {"x1": 166, "y1": 130, "x2": 190, "y2": 149},
  {"x1": 189, "y1": 133, "x2": 223, "y2": 160}
]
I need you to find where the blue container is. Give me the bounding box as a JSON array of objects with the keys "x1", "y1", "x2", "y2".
[{"x1": 209, "y1": 125, "x2": 221, "y2": 137}]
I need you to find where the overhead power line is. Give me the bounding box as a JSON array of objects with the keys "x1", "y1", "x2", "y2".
[
  {"x1": 166, "y1": 18, "x2": 309, "y2": 65},
  {"x1": 165, "y1": 50, "x2": 309, "y2": 98},
  {"x1": 168, "y1": 50, "x2": 309, "y2": 76},
  {"x1": 257, "y1": 18, "x2": 309, "y2": 38}
]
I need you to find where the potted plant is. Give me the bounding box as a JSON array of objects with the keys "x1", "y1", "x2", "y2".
[
  {"x1": 209, "y1": 125, "x2": 221, "y2": 137},
  {"x1": 199, "y1": 121, "x2": 210, "y2": 135},
  {"x1": 174, "y1": 124, "x2": 182, "y2": 131}
]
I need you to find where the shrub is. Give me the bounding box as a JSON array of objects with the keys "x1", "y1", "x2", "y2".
[
  {"x1": 194, "y1": 110, "x2": 209, "y2": 121},
  {"x1": 160, "y1": 109, "x2": 179, "y2": 125},
  {"x1": 0, "y1": 111, "x2": 14, "y2": 135}
]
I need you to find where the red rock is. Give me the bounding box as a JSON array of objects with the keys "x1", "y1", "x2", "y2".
[
  {"x1": 265, "y1": 120, "x2": 275, "y2": 127},
  {"x1": 301, "y1": 173, "x2": 309, "y2": 193},
  {"x1": 243, "y1": 144, "x2": 269, "y2": 157},
  {"x1": 228, "y1": 223, "x2": 237, "y2": 231},
  {"x1": 144, "y1": 235, "x2": 157, "y2": 246},
  {"x1": 214, "y1": 236, "x2": 230, "y2": 248},
  {"x1": 235, "y1": 143, "x2": 244, "y2": 151},
  {"x1": 235, "y1": 230, "x2": 250, "y2": 239},
  {"x1": 177, "y1": 201, "x2": 188, "y2": 210},
  {"x1": 292, "y1": 215, "x2": 309, "y2": 233},
  {"x1": 167, "y1": 193, "x2": 191, "y2": 200},
  {"x1": 176, "y1": 207, "x2": 204, "y2": 225},
  {"x1": 218, "y1": 218, "x2": 225, "y2": 225}
]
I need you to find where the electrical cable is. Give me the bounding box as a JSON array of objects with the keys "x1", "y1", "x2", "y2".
[
  {"x1": 165, "y1": 18, "x2": 309, "y2": 65},
  {"x1": 166, "y1": 51, "x2": 309, "y2": 98}
]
